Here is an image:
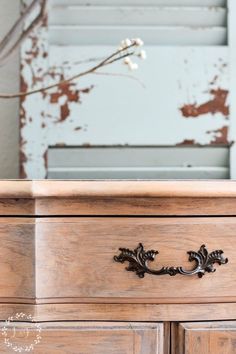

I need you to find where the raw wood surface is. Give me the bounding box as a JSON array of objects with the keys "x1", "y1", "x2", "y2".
[
  {"x1": 1, "y1": 196, "x2": 236, "y2": 216},
  {"x1": 0, "y1": 218, "x2": 35, "y2": 299},
  {"x1": 0, "y1": 322, "x2": 163, "y2": 354},
  {"x1": 34, "y1": 303, "x2": 236, "y2": 323},
  {"x1": 36, "y1": 197, "x2": 236, "y2": 216},
  {"x1": 0, "y1": 198, "x2": 34, "y2": 215},
  {"x1": 173, "y1": 321, "x2": 236, "y2": 354},
  {"x1": 36, "y1": 217, "x2": 234, "y2": 303},
  {"x1": 1, "y1": 180, "x2": 236, "y2": 199},
  {"x1": 1, "y1": 181, "x2": 236, "y2": 216},
  {"x1": 34, "y1": 180, "x2": 236, "y2": 198},
  {"x1": 0, "y1": 303, "x2": 235, "y2": 322},
  {"x1": 0, "y1": 216, "x2": 234, "y2": 304},
  {"x1": 0, "y1": 180, "x2": 236, "y2": 353},
  {"x1": 0, "y1": 181, "x2": 32, "y2": 198}
]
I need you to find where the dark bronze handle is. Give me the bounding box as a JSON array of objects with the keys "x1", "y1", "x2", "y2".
[{"x1": 114, "y1": 244, "x2": 228, "y2": 278}]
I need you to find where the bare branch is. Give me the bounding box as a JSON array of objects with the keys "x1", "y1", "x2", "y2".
[
  {"x1": 0, "y1": 0, "x2": 47, "y2": 65},
  {"x1": 0, "y1": 44, "x2": 138, "y2": 99}
]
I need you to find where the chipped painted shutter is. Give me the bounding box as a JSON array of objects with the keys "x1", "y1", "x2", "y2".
[
  {"x1": 20, "y1": 0, "x2": 230, "y2": 178},
  {"x1": 50, "y1": 0, "x2": 227, "y2": 45}
]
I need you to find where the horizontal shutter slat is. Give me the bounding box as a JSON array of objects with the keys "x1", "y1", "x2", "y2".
[
  {"x1": 49, "y1": 26, "x2": 227, "y2": 46},
  {"x1": 48, "y1": 147, "x2": 229, "y2": 180},
  {"x1": 50, "y1": 0, "x2": 227, "y2": 46},
  {"x1": 52, "y1": 0, "x2": 226, "y2": 7},
  {"x1": 49, "y1": 147, "x2": 229, "y2": 168},
  {"x1": 48, "y1": 167, "x2": 229, "y2": 180},
  {"x1": 49, "y1": 7, "x2": 227, "y2": 27}
]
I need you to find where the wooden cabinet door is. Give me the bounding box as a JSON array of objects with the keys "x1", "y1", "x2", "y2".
[
  {"x1": 172, "y1": 321, "x2": 236, "y2": 354},
  {"x1": 0, "y1": 322, "x2": 164, "y2": 354}
]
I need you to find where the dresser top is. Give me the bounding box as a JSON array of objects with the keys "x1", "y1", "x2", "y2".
[{"x1": 0, "y1": 180, "x2": 236, "y2": 199}]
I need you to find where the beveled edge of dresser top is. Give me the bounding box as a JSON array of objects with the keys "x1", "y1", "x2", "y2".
[
  {"x1": 0, "y1": 180, "x2": 236, "y2": 198},
  {"x1": 1, "y1": 180, "x2": 236, "y2": 216}
]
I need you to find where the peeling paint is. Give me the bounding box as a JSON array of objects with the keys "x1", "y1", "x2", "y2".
[
  {"x1": 209, "y1": 75, "x2": 218, "y2": 85},
  {"x1": 207, "y1": 126, "x2": 228, "y2": 145},
  {"x1": 49, "y1": 78, "x2": 93, "y2": 122},
  {"x1": 180, "y1": 88, "x2": 229, "y2": 118},
  {"x1": 55, "y1": 143, "x2": 66, "y2": 147},
  {"x1": 19, "y1": 150, "x2": 28, "y2": 179},
  {"x1": 20, "y1": 1, "x2": 96, "y2": 178},
  {"x1": 20, "y1": 0, "x2": 49, "y2": 179},
  {"x1": 177, "y1": 139, "x2": 197, "y2": 146},
  {"x1": 20, "y1": 22, "x2": 230, "y2": 178},
  {"x1": 43, "y1": 150, "x2": 48, "y2": 174}
]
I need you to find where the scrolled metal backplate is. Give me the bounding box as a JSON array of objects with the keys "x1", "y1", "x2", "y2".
[{"x1": 114, "y1": 243, "x2": 228, "y2": 278}]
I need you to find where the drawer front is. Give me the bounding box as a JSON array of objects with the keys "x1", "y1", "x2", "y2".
[
  {"x1": 0, "y1": 218, "x2": 34, "y2": 300},
  {"x1": 0, "y1": 322, "x2": 163, "y2": 354},
  {"x1": 172, "y1": 321, "x2": 236, "y2": 354},
  {"x1": 36, "y1": 217, "x2": 234, "y2": 303}
]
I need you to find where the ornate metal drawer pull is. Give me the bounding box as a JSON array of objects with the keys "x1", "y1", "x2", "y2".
[{"x1": 114, "y1": 243, "x2": 228, "y2": 278}]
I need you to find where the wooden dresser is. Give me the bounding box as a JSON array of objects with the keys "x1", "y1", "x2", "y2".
[{"x1": 0, "y1": 180, "x2": 236, "y2": 353}]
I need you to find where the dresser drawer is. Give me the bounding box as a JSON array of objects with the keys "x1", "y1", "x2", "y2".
[
  {"x1": 0, "y1": 322, "x2": 163, "y2": 354},
  {"x1": 36, "y1": 217, "x2": 234, "y2": 303}
]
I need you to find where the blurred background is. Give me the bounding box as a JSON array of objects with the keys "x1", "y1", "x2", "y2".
[{"x1": 0, "y1": 0, "x2": 234, "y2": 179}]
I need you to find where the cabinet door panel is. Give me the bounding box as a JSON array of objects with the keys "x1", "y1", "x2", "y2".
[
  {"x1": 0, "y1": 322, "x2": 163, "y2": 354},
  {"x1": 173, "y1": 321, "x2": 236, "y2": 354}
]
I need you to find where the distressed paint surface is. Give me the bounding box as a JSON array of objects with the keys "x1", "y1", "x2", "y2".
[
  {"x1": 47, "y1": 46, "x2": 229, "y2": 146},
  {"x1": 20, "y1": 0, "x2": 49, "y2": 178},
  {"x1": 180, "y1": 88, "x2": 229, "y2": 118},
  {"x1": 228, "y1": 0, "x2": 236, "y2": 178},
  {"x1": 20, "y1": 4, "x2": 230, "y2": 178}
]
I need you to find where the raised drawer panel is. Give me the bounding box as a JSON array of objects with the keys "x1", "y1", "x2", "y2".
[
  {"x1": 36, "y1": 217, "x2": 234, "y2": 303},
  {"x1": 0, "y1": 218, "x2": 34, "y2": 300},
  {"x1": 172, "y1": 321, "x2": 236, "y2": 354},
  {"x1": 0, "y1": 322, "x2": 163, "y2": 354}
]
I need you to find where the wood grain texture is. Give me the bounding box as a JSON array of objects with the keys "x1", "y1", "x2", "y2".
[
  {"x1": 0, "y1": 181, "x2": 32, "y2": 198},
  {"x1": 2, "y1": 196, "x2": 236, "y2": 217},
  {"x1": 0, "y1": 322, "x2": 163, "y2": 354},
  {"x1": 1, "y1": 181, "x2": 236, "y2": 216},
  {"x1": 36, "y1": 197, "x2": 236, "y2": 216},
  {"x1": 29, "y1": 180, "x2": 236, "y2": 198},
  {"x1": 34, "y1": 303, "x2": 236, "y2": 323},
  {"x1": 0, "y1": 303, "x2": 235, "y2": 322},
  {"x1": 0, "y1": 218, "x2": 35, "y2": 299},
  {"x1": 0, "y1": 199, "x2": 34, "y2": 215},
  {"x1": 36, "y1": 217, "x2": 234, "y2": 303},
  {"x1": 173, "y1": 321, "x2": 236, "y2": 354},
  {"x1": 1, "y1": 180, "x2": 236, "y2": 199}
]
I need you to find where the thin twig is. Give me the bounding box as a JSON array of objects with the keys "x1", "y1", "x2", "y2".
[
  {"x1": 0, "y1": 45, "x2": 137, "y2": 99},
  {"x1": 92, "y1": 71, "x2": 145, "y2": 88},
  {"x1": 0, "y1": 0, "x2": 39, "y2": 54},
  {"x1": 0, "y1": 0, "x2": 47, "y2": 64},
  {"x1": 50, "y1": 57, "x2": 106, "y2": 71},
  {"x1": 106, "y1": 51, "x2": 135, "y2": 65}
]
